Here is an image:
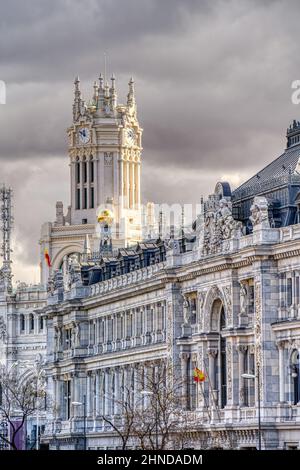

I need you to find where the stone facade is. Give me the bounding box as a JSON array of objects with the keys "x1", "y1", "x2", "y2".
[{"x1": 41, "y1": 178, "x2": 300, "y2": 450}]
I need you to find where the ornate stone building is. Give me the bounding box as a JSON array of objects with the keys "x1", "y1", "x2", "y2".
[
  {"x1": 40, "y1": 75, "x2": 144, "y2": 285},
  {"x1": 40, "y1": 122, "x2": 300, "y2": 450},
  {"x1": 0, "y1": 189, "x2": 47, "y2": 448}
]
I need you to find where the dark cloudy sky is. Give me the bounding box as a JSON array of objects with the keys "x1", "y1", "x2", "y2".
[{"x1": 0, "y1": 0, "x2": 300, "y2": 283}]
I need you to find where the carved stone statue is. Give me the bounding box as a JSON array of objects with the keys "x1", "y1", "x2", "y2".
[
  {"x1": 55, "y1": 326, "x2": 62, "y2": 351},
  {"x1": 240, "y1": 282, "x2": 247, "y2": 315},
  {"x1": 0, "y1": 316, "x2": 7, "y2": 343},
  {"x1": 74, "y1": 322, "x2": 81, "y2": 346},
  {"x1": 202, "y1": 194, "x2": 242, "y2": 255},
  {"x1": 249, "y1": 196, "x2": 270, "y2": 229},
  {"x1": 183, "y1": 298, "x2": 190, "y2": 324}
]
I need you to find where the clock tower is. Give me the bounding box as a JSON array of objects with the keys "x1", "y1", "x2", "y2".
[{"x1": 40, "y1": 75, "x2": 143, "y2": 284}]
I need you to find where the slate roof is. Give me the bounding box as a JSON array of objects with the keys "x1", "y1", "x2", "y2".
[{"x1": 233, "y1": 142, "x2": 300, "y2": 200}]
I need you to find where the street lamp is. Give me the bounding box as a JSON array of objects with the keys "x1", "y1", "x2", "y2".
[
  {"x1": 241, "y1": 371, "x2": 261, "y2": 450},
  {"x1": 141, "y1": 390, "x2": 159, "y2": 450},
  {"x1": 72, "y1": 395, "x2": 87, "y2": 450}
]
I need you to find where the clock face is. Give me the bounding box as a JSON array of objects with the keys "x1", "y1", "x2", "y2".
[
  {"x1": 126, "y1": 128, "x2": 136, "y2": 145},
  {"x1": 78, "y1": 127, "x2": 90, "y2": 144}
]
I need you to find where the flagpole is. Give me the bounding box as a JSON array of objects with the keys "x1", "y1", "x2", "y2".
[{"x1": 201, "y1": 357, "x2": 234, "y2": 449}]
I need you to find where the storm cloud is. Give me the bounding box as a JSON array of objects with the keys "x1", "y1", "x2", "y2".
[{"x1": 0, "y1": 0, "x2": 300, "y2": 282}]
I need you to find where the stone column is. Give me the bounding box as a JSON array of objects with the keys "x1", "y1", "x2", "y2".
[
  {"x1": 238, "y1": 345, "x2": 247, "y2": 406},
  {"x1": 126, "y1": 160, "x2": 130, "y2": 209},
  {"x1": 136, "y1": 161, "x2": 140, "y2": 208},
  {"x1": 86, "y1": 372, "x2": 91, "y2": 416},
  {"x1": 277, "y1": 341, "x2": 286, "y2": 403},
  {"x1": 131, "y1": 160, "x2": 135, "y2": 208},
  {"x1": 208, "y1": 348, "x2": 218, "y2": 406},
  {"x1": 94, "y1": 158, "x2": 99, "y2": 207},
  {"x1": 291, "y1": 271, "x2": 296, "y2": 318},
  {"x1": 80, "y1": 160, "x2": 84, "y2": 209},
  {"x1": 95, "y1": 371, "x2": 100, "y2": 416},
  {"x1": 180, "y1": 352, "x2": 190, "y2": 409},
  {"x1": 119, "y1": 158, "x2": 124, "y2": 208},
  {"x1": 53, "y1": 376, "x2": 58, "y2": 420},
  {"x1": 104, "y1": 369, "x2": 110, "y2": 416},
  {"x1": 86, "y1": 157, "x2": 90, "y2": 209}
]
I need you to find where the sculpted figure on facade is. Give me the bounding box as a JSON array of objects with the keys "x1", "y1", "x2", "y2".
[
  {"x1": 183, "y1": 297, "x2": 190, "y2": 324},
  {"x1": 240, "y1": 282, "x2": 248, "y2": 315},
  {"x1": 68, "y1": 254, "x2": 82, "y2": 286},
  {"x1": 202, "y1": 193, "x2": 243, "y2": 256},
  {"x1": 249, "y1": 196, "x2": 270, "y2": 229},
  {"x1": 0, "y1": 316, "x2": 7, "y2": 343}
]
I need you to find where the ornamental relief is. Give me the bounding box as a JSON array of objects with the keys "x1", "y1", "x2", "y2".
[
  {"x1": 254, "y1": 280, "x2": 263, "y2": 400},
  {"x1": 203, "y1": 285, "x2": 227, "y2": 332},
  {"x1": 226, "y1": 341, "x2": 233, "y2": 401},
  {"x1": 221, "y1": 284, "x2": 233, "y2": 326}
]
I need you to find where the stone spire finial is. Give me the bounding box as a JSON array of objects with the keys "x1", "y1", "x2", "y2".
[
  {"x1": 127, "y1": 77, "x2": 135, "y2": 107},
  {"x1": 99, "y1": 73, "x2": 104, "y2": 90},
  {"x1": 73, "y1": 76, "x2": 84, "y2": 121},
  {"x1": 93, "y1": 80, "x2": 99, "y2": 103},
  {"x1": 110, "y1": 74, "x2": 117, "y2": 109}
]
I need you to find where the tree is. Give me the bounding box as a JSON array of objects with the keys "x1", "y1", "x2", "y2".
[
  {"x1": 101, "y1": 361, "x2": 191, "y2": 450},
  {"x1": 0, "y1": 364, "x2": 46, "y2": 450}
]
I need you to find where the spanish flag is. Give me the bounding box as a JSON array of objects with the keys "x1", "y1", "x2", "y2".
[
  {"x1": 193, "y1": 367, "x2": 205, "y2": 383},
  {"x1": 44, "y1": 248, "x2": 51, "y2": 268}
]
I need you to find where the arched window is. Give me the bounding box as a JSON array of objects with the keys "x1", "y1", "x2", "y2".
[
  {"x1": 291, "y1": 350, "x2": 300, "y2": 405},
  {"x1": 20, "y1": 314, "x2": 25, "y2": 333},
  {"x1": 39, "y1": 316, "x2": 44, "y2": 331}
]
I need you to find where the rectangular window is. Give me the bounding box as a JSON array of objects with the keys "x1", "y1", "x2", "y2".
[
  {"x1": 296, "y1": 276, "x2": 300, "y2": 305},
  {"x1": 90, "y1": 187, "x2": 94, "y2": 209},
  {"x1": 126, "y1": 313, "x2": 132, "y2": 337},
  {"x1": 20, "y1": 315, "x2": 25, "y2": 333},
  {"x1": 90, "y1": 161, "x2": 94, "y2": 182},
  {"x1": 76, "y1": 162, "x2": 80, "y2": 184},
  {"x1": 63, "y1": 380, "x2": 71, "y2": 420},
  {"x1": 76, "y1": 188, "x2": 80, "y2": 210},
  {"x1": 83, "y1": 188, "x2": 87, "y2": 209},
  {"x1": 83, "y1": 161, "x2": 87, "y2": 183},
  {"x1": 287, "y1": 277, "x2": 293, "y2": 307},
  {"x1": 190, "y1": 298, "x2": 197, "y2": 324}
]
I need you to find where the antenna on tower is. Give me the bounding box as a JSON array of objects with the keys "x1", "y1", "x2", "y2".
[
  {"x1": 158, "y1": 210, "x2": 163, "y2": 239},
  {"x1": 181, "y1": 205, "x2": 185, "y2": 238},
  {"x1": 0, "y1": 186, "x2": 13, "y2": 293}
]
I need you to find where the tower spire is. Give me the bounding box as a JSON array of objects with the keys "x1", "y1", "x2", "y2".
[
  {"x1": 110, "y1": 74, "x2": 117, "y2": 110},
  {"x1": 73, "y1": 76, "x2": 84, "y2": 121},
  {"x1": 127, "y1": 77, "x2": 136, "y2": 108},
  {"x1": 0, "y1": 186, "x2": 13, "y2": 293}
]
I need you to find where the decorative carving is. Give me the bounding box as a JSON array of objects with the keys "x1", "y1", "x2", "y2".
[
  {"x1": 0, "y1": 316, "x2": 7, "y2": 343},
  {"x1": 207, "y1": 348, "x2": 218, "y2": 358},
  {"x1": 222, "y1": 285, "x2": 232, "y2": 326},
  {"x1": 226, "y1": 342, "x2": 233, "y2": 401},
  {"x1": 202, "y1": 195, "x2": 242, "y2": 256},
  {"x1": 250, "y1": 196, "x2": 270, "y2": 229},
  {"x1": 254, "y1": 280, "x2": 263, "y2": 400},
  {"x1": 104, "y1": 152, "x2": 113, "y2": 165}
]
